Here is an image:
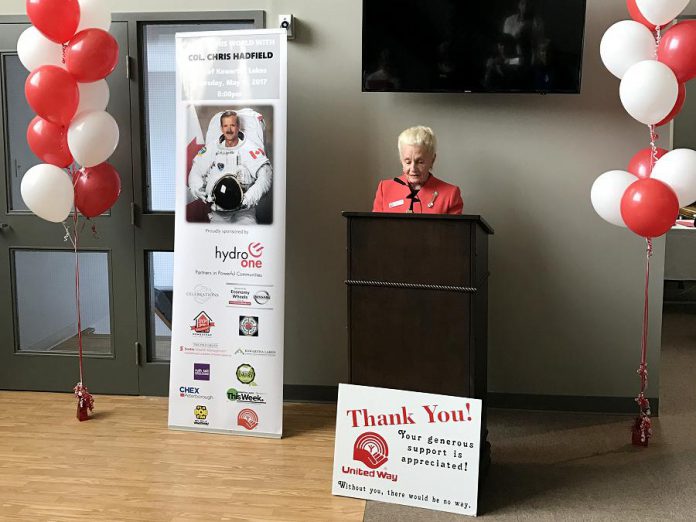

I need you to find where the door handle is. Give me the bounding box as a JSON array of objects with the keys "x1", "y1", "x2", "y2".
[{"x1": 0, "y1": 223, "x2": 10, "y2": 231}]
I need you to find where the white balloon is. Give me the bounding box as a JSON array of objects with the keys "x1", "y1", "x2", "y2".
[
  {"x1": 75, "y1": 80, "x2": 110, "y2": 118},
  {"x1": 591, "y1": 170, "x2": 637, "y2": 227},
  {"x1": 21, "y1": 164, "x2": 74, "y2": 222},
  {"x1": 636, "y1": 0, "x2": 689, "y2": 26},
  {"x1": 619, "y1": 60, "x2": 678, "y2": 125},
  {"x1": 76, "y1": 0, "x2": 112, "y2": 32},
  {"x1": 68, "y1": 111, "x2": 119, "y2": 167},
  {"x1": 600, "y1": 21, "x2": 656, "y2": 79},
  {"x1": 651, "y1": 148, "x2": 696, "y2": 207},
  {"x1": 16, "y1": 26, "x2": 64, "y2": 72}
]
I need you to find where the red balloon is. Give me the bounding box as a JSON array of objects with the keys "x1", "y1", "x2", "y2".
[
  {"x1": 65, "y1": 29, "x2": 119, "y2": 83},
  {"x1": 73, "y1": 163, "x2": 121, "y2": 218},
  {"x1": 658, "y1": 21, "x2": 696, "y2": 83},
  {"x1": 26, "y1": 0, "x2": 80, "y2": 44},
  {"x1": 627, "y1": 0, "x2": 659, "y2": 30},
  {"x1": 25, "y1": 65, "x2": 79, "y2": 126},
  {"x1": 627, "y1": 147, "x2": 668, "y2": 179},
  {"x1": 27, "y1": 116, "x2": 73, "y2": 168},
  {"x1": 656, "y1": 83, "x2": 686, "y2": 127},
  {"x1": 621, "y1": 178, "x2": 679, "y2": 238}
]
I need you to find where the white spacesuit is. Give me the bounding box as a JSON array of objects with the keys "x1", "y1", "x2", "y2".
[{"x1": 188, "y1": 109, "x2": 272, "y2": 225}]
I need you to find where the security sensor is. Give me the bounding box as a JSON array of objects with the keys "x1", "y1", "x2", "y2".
[{"x1": 278, "y1": 14, "x2": 295, "y2": 40}]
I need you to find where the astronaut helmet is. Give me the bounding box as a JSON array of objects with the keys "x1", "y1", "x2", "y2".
[{"x1": 206, "y1": 173, "x2": 242, "y2": 211}]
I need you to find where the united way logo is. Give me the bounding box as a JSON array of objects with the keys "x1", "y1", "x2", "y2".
[
  {"x1": 353, "y1": 432, "x2": 389, "y2": 469},
  {"x1": 191, "y1": 311, "x2": 215, "y2": 334},
  {"x1": 239, "y1": 316, "x2": 258, "y2": 336},
  {"x1": 238, "y1": 408, "x2": 259, "y2": 430}
]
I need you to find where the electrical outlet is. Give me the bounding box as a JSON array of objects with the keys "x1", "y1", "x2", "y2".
[{"x1": 278, "y1": 14, "x2": 295, "y2": 40}]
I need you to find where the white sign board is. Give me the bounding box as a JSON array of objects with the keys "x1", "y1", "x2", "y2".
[
  {"x1": 168, "y1": 29, "x2": 287, "y2": 438},
  {"x1": 332, "y1": 384, "x2": 482, "y2": 517}
]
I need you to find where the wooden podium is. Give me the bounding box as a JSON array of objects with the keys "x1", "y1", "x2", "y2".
[{"x1": 344, "y1": 212, "x2": 493, "y2": 475}]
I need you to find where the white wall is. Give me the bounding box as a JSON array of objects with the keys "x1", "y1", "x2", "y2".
[{"x1": 2, "y1": 0, "x2": 681, "y2": 399}]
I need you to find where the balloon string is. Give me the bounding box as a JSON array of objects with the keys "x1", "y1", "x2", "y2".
[
  {"x1": 649, "y1": 125, "x2": 658, "y2": 171},
  {"x1": 74, "y1": 211, "x2": 84, "y2": 383},
  {"x1": 635, "y1": 238, "x2": 653, "y2": 444},
  {"x1": 67, "y1": 164, "x2": 84, "y2": 384}
]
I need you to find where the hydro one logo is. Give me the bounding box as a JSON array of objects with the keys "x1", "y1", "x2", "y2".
[
  {"x1": 237, "y1": 408, "x2": 259, "y2": 430},
  {"x1": 215, "y1": 242, "x2": 264, "y2": 268},
  {"x1": 248, "y1": 242, "x2": 264, "y2": 257},
  {"x1": 193, "y1": 363, "x2": 210, "y2": 381},
  {"x1": 342, "y1": 432, "x2": 398, "y2": 482}
]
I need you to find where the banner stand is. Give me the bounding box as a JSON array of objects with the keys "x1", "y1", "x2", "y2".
[{"x1": 167, "y1": 29, "x2": 287, "y2": 438}]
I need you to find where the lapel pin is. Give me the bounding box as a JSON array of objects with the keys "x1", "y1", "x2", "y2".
[{"x1": 428, "y1": 191, "x2": 439, "y2": 208}]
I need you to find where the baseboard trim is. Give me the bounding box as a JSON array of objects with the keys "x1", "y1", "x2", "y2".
[
  {"x1": 284, "y1": 384, "x2": 338, "y2": 402},
  {"x1": 283, "y1": 386, "x2": 660, "y2": 415},
  {"x1": 488, "y1": 392, "x2": 659, "y2": 415}
]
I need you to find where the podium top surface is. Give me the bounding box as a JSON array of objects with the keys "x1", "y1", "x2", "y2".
[{"x1": 342, "y1": 212, "x2": 494, "y2": 234}]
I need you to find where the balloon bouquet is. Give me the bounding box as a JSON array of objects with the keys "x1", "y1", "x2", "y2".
[
  {"x1": 17, "y1": 0, "x2": 120, "y2": 420},
  {"x1": 594, "y1": 0, "x2": 696, "y2": 446}
]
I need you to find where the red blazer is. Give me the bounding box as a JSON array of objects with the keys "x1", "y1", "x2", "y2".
[{"x1": 372, "y1": 174, "x2": 463, "y2": 215}]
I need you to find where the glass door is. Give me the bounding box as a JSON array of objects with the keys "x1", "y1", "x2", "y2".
[
  {"x1": 128, "y1": 15, "x2": 260, "y2": 395},
  {"x1": 0, "y1": 22, "x2": 139, "y2": 394}
]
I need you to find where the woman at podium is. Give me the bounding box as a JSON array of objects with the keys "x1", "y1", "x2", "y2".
[{"x1": 372, "y1": 126, "x2": 463, "y2": 214}]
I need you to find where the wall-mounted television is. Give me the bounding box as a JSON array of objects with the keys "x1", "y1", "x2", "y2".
[{"x1": 362, "y1": 0, "x2": 587, "y2": 94}]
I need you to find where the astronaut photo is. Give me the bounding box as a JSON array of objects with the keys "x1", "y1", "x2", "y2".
[{"x1": 188, "y1": 108, "x2": 272, "y2": 225}]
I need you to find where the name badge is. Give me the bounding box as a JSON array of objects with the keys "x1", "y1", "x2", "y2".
[{"x1": 388, "y1": 199, "x2": 404, "y2": 208}]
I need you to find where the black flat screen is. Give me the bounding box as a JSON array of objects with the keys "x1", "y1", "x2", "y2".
[{"x1": 362, "y1": 0, "x2": 587, "y2": 93}]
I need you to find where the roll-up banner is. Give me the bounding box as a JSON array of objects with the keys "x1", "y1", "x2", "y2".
[{"x1": 168, "y1": 29, "x2": 287, "y2": 438}]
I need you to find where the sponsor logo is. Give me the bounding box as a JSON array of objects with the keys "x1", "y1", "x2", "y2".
[
  {"x1": 179, "y1": 386, "x2": 214, "y2": 400},
  {"x1": 226, "y1": 286, "x2": 272, "y2": 308},
  {"x1": 226, "y1": 387, "x2": 266, "y2": 404},
  {"x1": 191, "y1": 311, "x2": 215, "y2": 335},
  {"x1": 229, "y1": 287, "x2": 252, "y2": 306},
  {"x1": 239, "y1": 316, "x2": 258, "y2": 336},
  {"x1": 341, "y1": 432, "x2": 398, "y2": 481},
  {"x1": 236, "y1": 363, "x2": 257, "y2": 386},
  {"x1": 186, "y1": 285, "x2": 219, "y2": 304},
  {"x1": 248, "y1": 242, "x2": 264, "y2": 258},
  {"x1": 194, "y1": 405, "x2": 209, "y2": 425},
  {"x1": 194, "y1": 363, "x2": 210, "y2": 381},
  {"x1": 353, "y1": 432, "x2": 389, "y2": 469},
  {"x1": 215, "y1": 242, "x2": 264, "y2": 269},
  {"x1": 253, "y1": 290, "x2": 270, "y2": 305},
  {"x1": 234, "y1": 347, "x2": 277, "y2": 358},
  {"x1": 238, "y1": 408, "x2": 259, "y2": 430},
  {"x1": 178, "y1": 344, "x2": 231, "y2": 358}
]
